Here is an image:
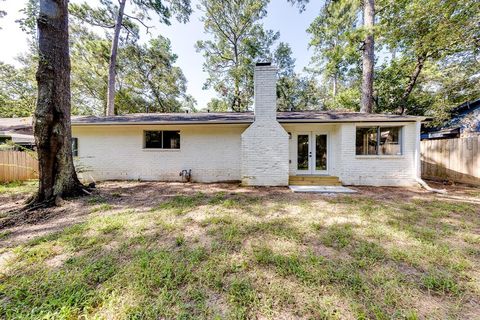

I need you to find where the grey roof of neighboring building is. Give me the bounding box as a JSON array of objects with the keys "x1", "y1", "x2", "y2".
[
  {"x1": 0, "y1": 117, "x2": 33, "y2": 132},
  {"x1": 71, "y1": 111, "x2": 424, "y2": 126},
  {"x1": 0, "y1": 132, "x2": 35, "y2": 144}
]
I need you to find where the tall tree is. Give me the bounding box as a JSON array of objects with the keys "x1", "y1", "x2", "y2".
[
  {"x1": 360, "y1": 0, "x2": 374, "y2": 113},
  {"x1": 34, "y1": 0, "x2": 85, "y2": 206},
  {"x1": 107, "y1": 0, "x2": 127, "y2": 116},
  {"x1": 118, "y1": 36, "x2": 195, "y2": 113},
  {"x1": 274, "y1": 42, "x2": 322, "y2": 110},
  {"x1": 196, "y1": 0, "x2": 277, "y2": 112},
  {"x1": 307, "y1": 0, "x2": 361, "y2": 108},
  {"x1": 197, "y1": 0, "x2": 313, "y2": 112},
  {"x1": 71, "y1": 0, "x2": 192, "y2": 115},
  {"x1": 2, "y1": 17, "x2": 193, "y2": 117},
  {"x1": 378, "y1": 0, "x2": 480, "y2": 115}
]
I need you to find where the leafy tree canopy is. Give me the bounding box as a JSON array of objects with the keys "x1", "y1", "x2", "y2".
[{"x1": 307, "y1": 0, "x2": 480, "y2": 121}]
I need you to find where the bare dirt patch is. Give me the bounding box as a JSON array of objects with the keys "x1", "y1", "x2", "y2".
[{"x1": 0, "y1": 180, "x2": 479, "y2": 319}]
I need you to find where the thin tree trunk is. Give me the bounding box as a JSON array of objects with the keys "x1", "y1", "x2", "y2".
[
  {"x1": 332, "y1": 72, "x2": 338, "y2": 97},
  {"x1": 360, "y1": 0, "x2": 374, "y2": 113},
  {"x1": 106, "y1": 0, "x2": 127, "y2": 116},
  {"x1": 397, "y1": 54, "x2": 427, "y2": 115},
  {"x1": 34, "y1": 0, "x2": 84, "y2": 206}
]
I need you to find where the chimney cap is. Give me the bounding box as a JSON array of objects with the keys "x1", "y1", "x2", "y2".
[{"x1": 255, "y1": 62, "x2": 272, "y2": 67}]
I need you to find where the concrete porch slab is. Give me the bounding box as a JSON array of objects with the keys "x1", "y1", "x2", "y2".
[{"x1": 289, "y1": 185, "x2": 357, "y2": 194}]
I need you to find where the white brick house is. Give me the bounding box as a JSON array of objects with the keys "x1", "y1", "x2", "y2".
[{"x1": 71, "y1": 63, "x2": 425, "y2": 187}]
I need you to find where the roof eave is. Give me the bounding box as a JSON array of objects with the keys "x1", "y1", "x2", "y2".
[
  {"x1": 279, "y1": 118, "x2": 424, "y2": 123},
  {"x1": 71, "y1": 120, "x2": 253, "y2": 126}
]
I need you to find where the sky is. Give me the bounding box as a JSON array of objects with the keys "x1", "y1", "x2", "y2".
[{"x1": 0, "y1": 0, "x2": 324, "y2": 109}]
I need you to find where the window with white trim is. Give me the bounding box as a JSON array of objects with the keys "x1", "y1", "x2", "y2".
[
  {"x1": 355, "y1": 126, "x2": 402, "y2": 155},
  {"x1": 144, "y1": 131, "x2": 180, "y2": 149}
]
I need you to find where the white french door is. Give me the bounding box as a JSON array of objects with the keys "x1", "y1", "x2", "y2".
[{"x1": 296, "y1": 132, "x2": 328, "y2": 175}]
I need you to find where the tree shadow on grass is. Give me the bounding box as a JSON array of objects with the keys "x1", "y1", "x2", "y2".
[{"x1": 1, "y1": 182, "x2": 479, "y2": 319}]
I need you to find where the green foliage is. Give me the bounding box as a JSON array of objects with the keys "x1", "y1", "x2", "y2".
[
  {"x1": 198, "y1": 2, "x2": 324, "y2": 112},
  {"x1": 307, "y1": 0, "x2": 362, "y2": 109},
  {"x1": 376, "y1": 0, "x2": 480, "y2": 116},
  {"x1": 0, "y1": 62, "x2": 36, "y2": 117},
  {"x1": 1, "y1": 4, "x2": 194, "y2": 117},
  {"x1": 207, "y1": 98, "x2": 229, "y2": 112},
  {"x1": 274, "y1": 42, "x2": 323, "y2": 110},
  {"x1": 69, "y1": 0, "x2": 194, "y2": 115},
  {"x1": 70, "y1": 0, "x2": 192, "y2": 31},
  {"x1": 69, "y1": 23, "x2": 110, "y2": 115},
  {"x1": 307, "y1": 0, "x2": 480, "y2": 121},
  {"x1": 118, "y1": 36, "x2": 195, "y2": 114},
  {"x1": 196, "y1": 0, "x2": 277, "y2": 112}
]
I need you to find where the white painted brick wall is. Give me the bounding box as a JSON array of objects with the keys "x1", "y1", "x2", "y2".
[
  {"x1": 337, "y1": 122, "x2": 418, "y2": 186},
  {"x1": 282, "y1": 122, "x2": 419, "y2": 186},
  {"x1": 72, "y1": 125, "x2": 247, "y2": 183},
  {"x1": 241, "y1": 64, "x2": 289, "y2": 186},
  {"x1": 72, "y1": 60, "x2": 420, "y2": 187},
  {"x1": 283, "y1": 124, "x2": 341, "y2": 177},
  {"x1": 73, "y1": 121, "x2": 419, "y2": 186}
]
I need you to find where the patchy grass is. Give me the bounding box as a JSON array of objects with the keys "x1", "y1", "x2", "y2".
[
  {"x1": 0, "y1": 182, "x2": 479, "y2": 319},
  {"x1": 0, "y1": 180, "x2": 37, "y2": 195}
]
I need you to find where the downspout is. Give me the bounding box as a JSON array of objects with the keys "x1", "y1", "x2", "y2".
[{"x1": 414, "y1": 120, "x2": 447, "y2": 194}]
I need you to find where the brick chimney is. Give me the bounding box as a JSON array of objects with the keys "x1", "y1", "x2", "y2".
[
  {"x1": 240, "y1": 62, "x2": 289, "y2": 186},
  {"x1": 253, "y1": 62, "x2": 277, "y2": 122}
]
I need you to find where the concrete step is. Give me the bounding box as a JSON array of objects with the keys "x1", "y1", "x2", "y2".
[{"x1": 289, "y1": 175, "x2": 342, "y2": 186}]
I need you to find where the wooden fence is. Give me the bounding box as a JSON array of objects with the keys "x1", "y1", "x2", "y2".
[
  {"x1": 0, "y1": 151, "x2": 38, "y2": 182},
  {"x1": 421, "y1": 136, "x2": 480, "y2": 186}
]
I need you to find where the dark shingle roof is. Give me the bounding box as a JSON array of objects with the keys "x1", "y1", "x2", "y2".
[{"x1": 71, "y1": 111, "x2": 424, "y2": 126}]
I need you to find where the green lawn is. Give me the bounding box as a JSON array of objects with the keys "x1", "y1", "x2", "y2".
[{"x1": 0, "y1": 181, "x2": 479, "y2": 319}]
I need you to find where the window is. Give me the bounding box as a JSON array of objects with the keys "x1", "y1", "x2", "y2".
[
  {"x1": 72, "y1": 138, "x2": 79, "y2": 156},
  {"x1": 144, "y1": 131, "x2": 180, "y2": 149},
  {"x1": 356, "y1": 126, "x2": 402, "y2": 155},
  {"x1": 0, "y1": 136, "x2": 12, "y2": 144}
]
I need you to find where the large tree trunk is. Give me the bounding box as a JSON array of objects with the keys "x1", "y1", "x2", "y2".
[
  {"x1": 106, "y1": 0, "x2": 127, "y2": 116},
  {"x1": 34, "y1": 0, "x2": 84, "y2": 205},
  {"x1": 360, "y1": 0, "x2": 374, "y2": 113}
]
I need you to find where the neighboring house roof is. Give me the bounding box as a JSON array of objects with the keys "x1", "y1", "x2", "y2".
[
  {"x1": 71, "y1": 111, "x2": 424, "y2": 126},
  {"x1": 0, "y1": 131, "x2": 35, "y2": 144},
  {"x1": 422, "y1": 98, "x2": 480, "y2": 139},
  {"x1": 0, "y1": 117, "x2": 35, "y2": 145},
  {"x1": 0, "y1": 117, "x2": 33, "y2": 134},
  {"x1": 447, "y1": 98, "x2": 480, "y2": 133}
]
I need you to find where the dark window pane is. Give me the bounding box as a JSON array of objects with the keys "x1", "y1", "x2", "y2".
[
  {"x1": 316, "y1": 134, "x2": 327, "y2": 170},
  {"x1": 0, "y1": 136, "x2": 11, "y2": 144},
  {"x1": 356, "y1": 127, "x2": 377, "y2": 155},
  {"x1": 162, "y1": 131, "x2": 180, "y2": 149},
  {"x1": 72, "y1": 138, "x2": 78, "y2": 156},
  {"x1": 297, "y1": 134, "x2": 309, "y2": 170},
  {"x1": 379, "y1": 127, "x2": 401, "y2": 155},
  {"x1": 145, "y1": 131, "x2": 162, "y2": 149}
]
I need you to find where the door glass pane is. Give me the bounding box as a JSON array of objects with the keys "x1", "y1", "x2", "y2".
[
  {"x1": 316, "y1": 134, "x2": 327, "y2": 171},
  {"x1": 297, "y1": 135, "x2": 309, "y2": 170}
]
